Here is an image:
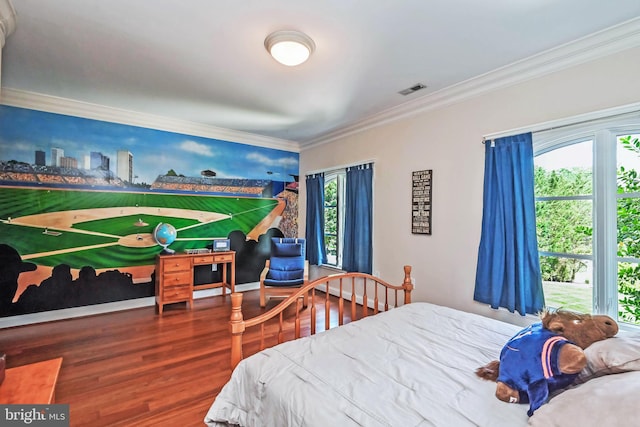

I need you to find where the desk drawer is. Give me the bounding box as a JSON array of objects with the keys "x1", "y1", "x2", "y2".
[
  {"x1": 212, "y1": 254, "x2": 233, "y2": 263},
  {"x1": 162, "y1": 258, "x2": 191, "y2": 273},
  {"x1": 163, "y1": 286, "x2": 192, "y2": 302},
  {"x1": 193, "y1": 255, "x2": 214, "y2": 264},
  {"x1": 162, "y1": 270, "x2": 192, "y2": 286}
]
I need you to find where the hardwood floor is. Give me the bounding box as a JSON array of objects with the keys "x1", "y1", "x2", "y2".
[{"x1": 0, "y1": 290, "x2": 308, "y2": 427}]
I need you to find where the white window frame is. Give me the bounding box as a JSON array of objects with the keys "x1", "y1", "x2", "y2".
[{"x1": 533, "y1": 112, "x2": 640, "y2": 320}]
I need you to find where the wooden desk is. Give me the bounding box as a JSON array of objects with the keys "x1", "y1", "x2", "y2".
[
  {"x1": 155, "y1": 251, "x2": 235, "y2": 314},
  {"x1": 0, "y1": 357, "x2": 63, "y2": 404}
]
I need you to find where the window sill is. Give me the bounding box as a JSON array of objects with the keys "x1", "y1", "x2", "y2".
[{"x1": 319, "y1": 264, "x2": 345, "y2": 273}]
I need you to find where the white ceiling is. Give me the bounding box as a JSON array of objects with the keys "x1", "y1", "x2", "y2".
[{"x1": 2, "y1": 0, "x2": 640, "y2": 146}]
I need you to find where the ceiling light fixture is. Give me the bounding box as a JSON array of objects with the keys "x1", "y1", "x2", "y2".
[{"x1": 264, "y1": 30, "x2": 315, "y2": 67}]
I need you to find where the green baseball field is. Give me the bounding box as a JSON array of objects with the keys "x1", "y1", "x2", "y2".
[{"x1": 0, "y1": 186, "x2": 281, "y2": 271}]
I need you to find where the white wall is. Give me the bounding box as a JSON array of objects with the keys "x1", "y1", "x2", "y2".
[
  {"x1": 0, "y1": 0, "x2": 17, "y2": 92},
  {"x1": 300, "y1": 46, "x2": 640, "y2": 327}
]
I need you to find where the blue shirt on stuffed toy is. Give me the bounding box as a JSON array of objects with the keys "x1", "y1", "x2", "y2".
[{"x1": 497, "y1": 322, "x2": 579, "y2": 416}]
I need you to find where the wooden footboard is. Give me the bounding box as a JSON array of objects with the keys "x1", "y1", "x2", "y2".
[{"x1": 229, "y1": 265, "x2": 413, "y2": 368}]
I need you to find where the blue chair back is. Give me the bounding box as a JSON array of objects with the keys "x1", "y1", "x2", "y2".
[{"x1": 264, "y1": 238, "x2": 306, "y2": 287}]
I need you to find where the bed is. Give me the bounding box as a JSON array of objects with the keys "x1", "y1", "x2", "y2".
[{"x1": 205, "y1": 266, "x2": 640, "y2": 427}]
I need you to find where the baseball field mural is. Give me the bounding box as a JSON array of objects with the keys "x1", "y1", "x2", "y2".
[{"x1": 0, "y1": 105, "x2": 299, "y2": 317}]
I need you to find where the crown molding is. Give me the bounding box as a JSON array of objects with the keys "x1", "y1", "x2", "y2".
[
  {"x1": 302, "y1": 17, "x2": 640, "y2": 150},
  {"x1": 0, "y1": 88, "x2": 301, "y2": 152},
  {"x1": 0, "y1": 0, "x2": 16, "y2": 48},
  {"x1": 483, "y1": 101, "x2": 640, "y2": 141}
]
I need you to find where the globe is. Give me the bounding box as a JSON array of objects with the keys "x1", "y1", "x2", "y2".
[{"x1": 153, "y1": 223, "x2": 177, "y2": 254}]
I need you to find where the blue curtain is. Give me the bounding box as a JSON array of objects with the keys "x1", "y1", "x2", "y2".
[
  {"x1": 343, "y1": 163, "x2": 373, "y2": 273},
  {"x1": 305, "y1": 173, "x2": 327, "y2": 265},
  {"x1": 474, "y1": 133, "x2": 545, "y2": 316}
]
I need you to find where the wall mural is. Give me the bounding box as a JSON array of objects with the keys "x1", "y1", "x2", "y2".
[{"x1": 0, "y1": 105, "x2": 299, "y2": 317}]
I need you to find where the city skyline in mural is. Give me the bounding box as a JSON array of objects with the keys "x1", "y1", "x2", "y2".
[{"x1": 0, "y1": 105, "x2": 299, "y2": 185}]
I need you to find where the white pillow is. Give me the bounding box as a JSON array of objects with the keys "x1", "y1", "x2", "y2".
[
  {"x1": 577, "y1": 332, "x2": 640, "y2": 383},
  {"x1": 529, "y1": 371, "x2": 640, "y2": 427}
]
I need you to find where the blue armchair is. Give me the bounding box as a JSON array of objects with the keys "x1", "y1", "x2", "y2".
[{"x1": 259, "y1": 238, "x2": 309, "y2": 308}]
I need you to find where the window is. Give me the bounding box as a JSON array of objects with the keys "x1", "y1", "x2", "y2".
[
  {"x1": 533, "y1": 114, "x2": 640, "y2": 325},
  {"x1": 323, "y1": 170, "x2": 346, "y2": 267},
  {"x1": 535, "y1": 141, "x2": 593, "y2": 314},
  {"x1": 307, "y1": 163, "x2": 373, "y2": 273}
]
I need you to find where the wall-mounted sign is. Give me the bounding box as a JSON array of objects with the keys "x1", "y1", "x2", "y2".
[{"x1": 412, "y1": 170, "x2": 432, "y2": 235}]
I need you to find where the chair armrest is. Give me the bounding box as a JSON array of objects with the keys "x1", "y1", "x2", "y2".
[{"x1": 259, "y1": 259, "x2": 271, "y2": 283}]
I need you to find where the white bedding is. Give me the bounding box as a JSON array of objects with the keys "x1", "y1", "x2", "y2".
[{"x1": 205, "y1": 302, "x2": 532, "y2": 427}]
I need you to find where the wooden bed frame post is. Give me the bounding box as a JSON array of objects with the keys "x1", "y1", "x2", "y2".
[
  {"x1": 230, "y1": 293, "x2": 246, "y2": 369},
  {"x1": 403, "y1": 265, "x2": 413, "y2": 304}
]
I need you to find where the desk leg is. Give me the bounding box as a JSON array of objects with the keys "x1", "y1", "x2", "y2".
[
  {"x1": 230, "y1": 262, "x2": 235, "y2": 293},
  {"x1": 221, "y1": 264, "x2": 226, "y2": 296}
]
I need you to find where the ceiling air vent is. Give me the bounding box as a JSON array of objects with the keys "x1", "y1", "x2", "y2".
[{"x1": 398, "y1": 83, "x2": 427, "y2": 96}]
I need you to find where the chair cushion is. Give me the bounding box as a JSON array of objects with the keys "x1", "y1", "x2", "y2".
[
  {"x1": 265, "y1": 238, "x2": 306, "y2": 287},
  {"x1": 263, "y1": 277, "x2": 305, "y2": 287},
  {"x1": 272, "y1": 241, "x2": 304, "y2": 257},
  {"x1": 268, "y1": 256, "x2": 304, "y2": 279}
]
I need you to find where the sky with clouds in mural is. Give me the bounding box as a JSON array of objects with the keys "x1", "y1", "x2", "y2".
[{"x1": 0, "y1": 105, "x2": 299, "y2": 185}]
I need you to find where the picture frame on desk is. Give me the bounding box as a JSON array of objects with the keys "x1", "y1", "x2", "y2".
[{"x1": 212, "y1": 238, "x2": 230, "y2": 252}]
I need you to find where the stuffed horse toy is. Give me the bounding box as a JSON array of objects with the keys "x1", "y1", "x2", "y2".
[{"x1": 476, "y1": 309, "x2": 618, "y2": 416}]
